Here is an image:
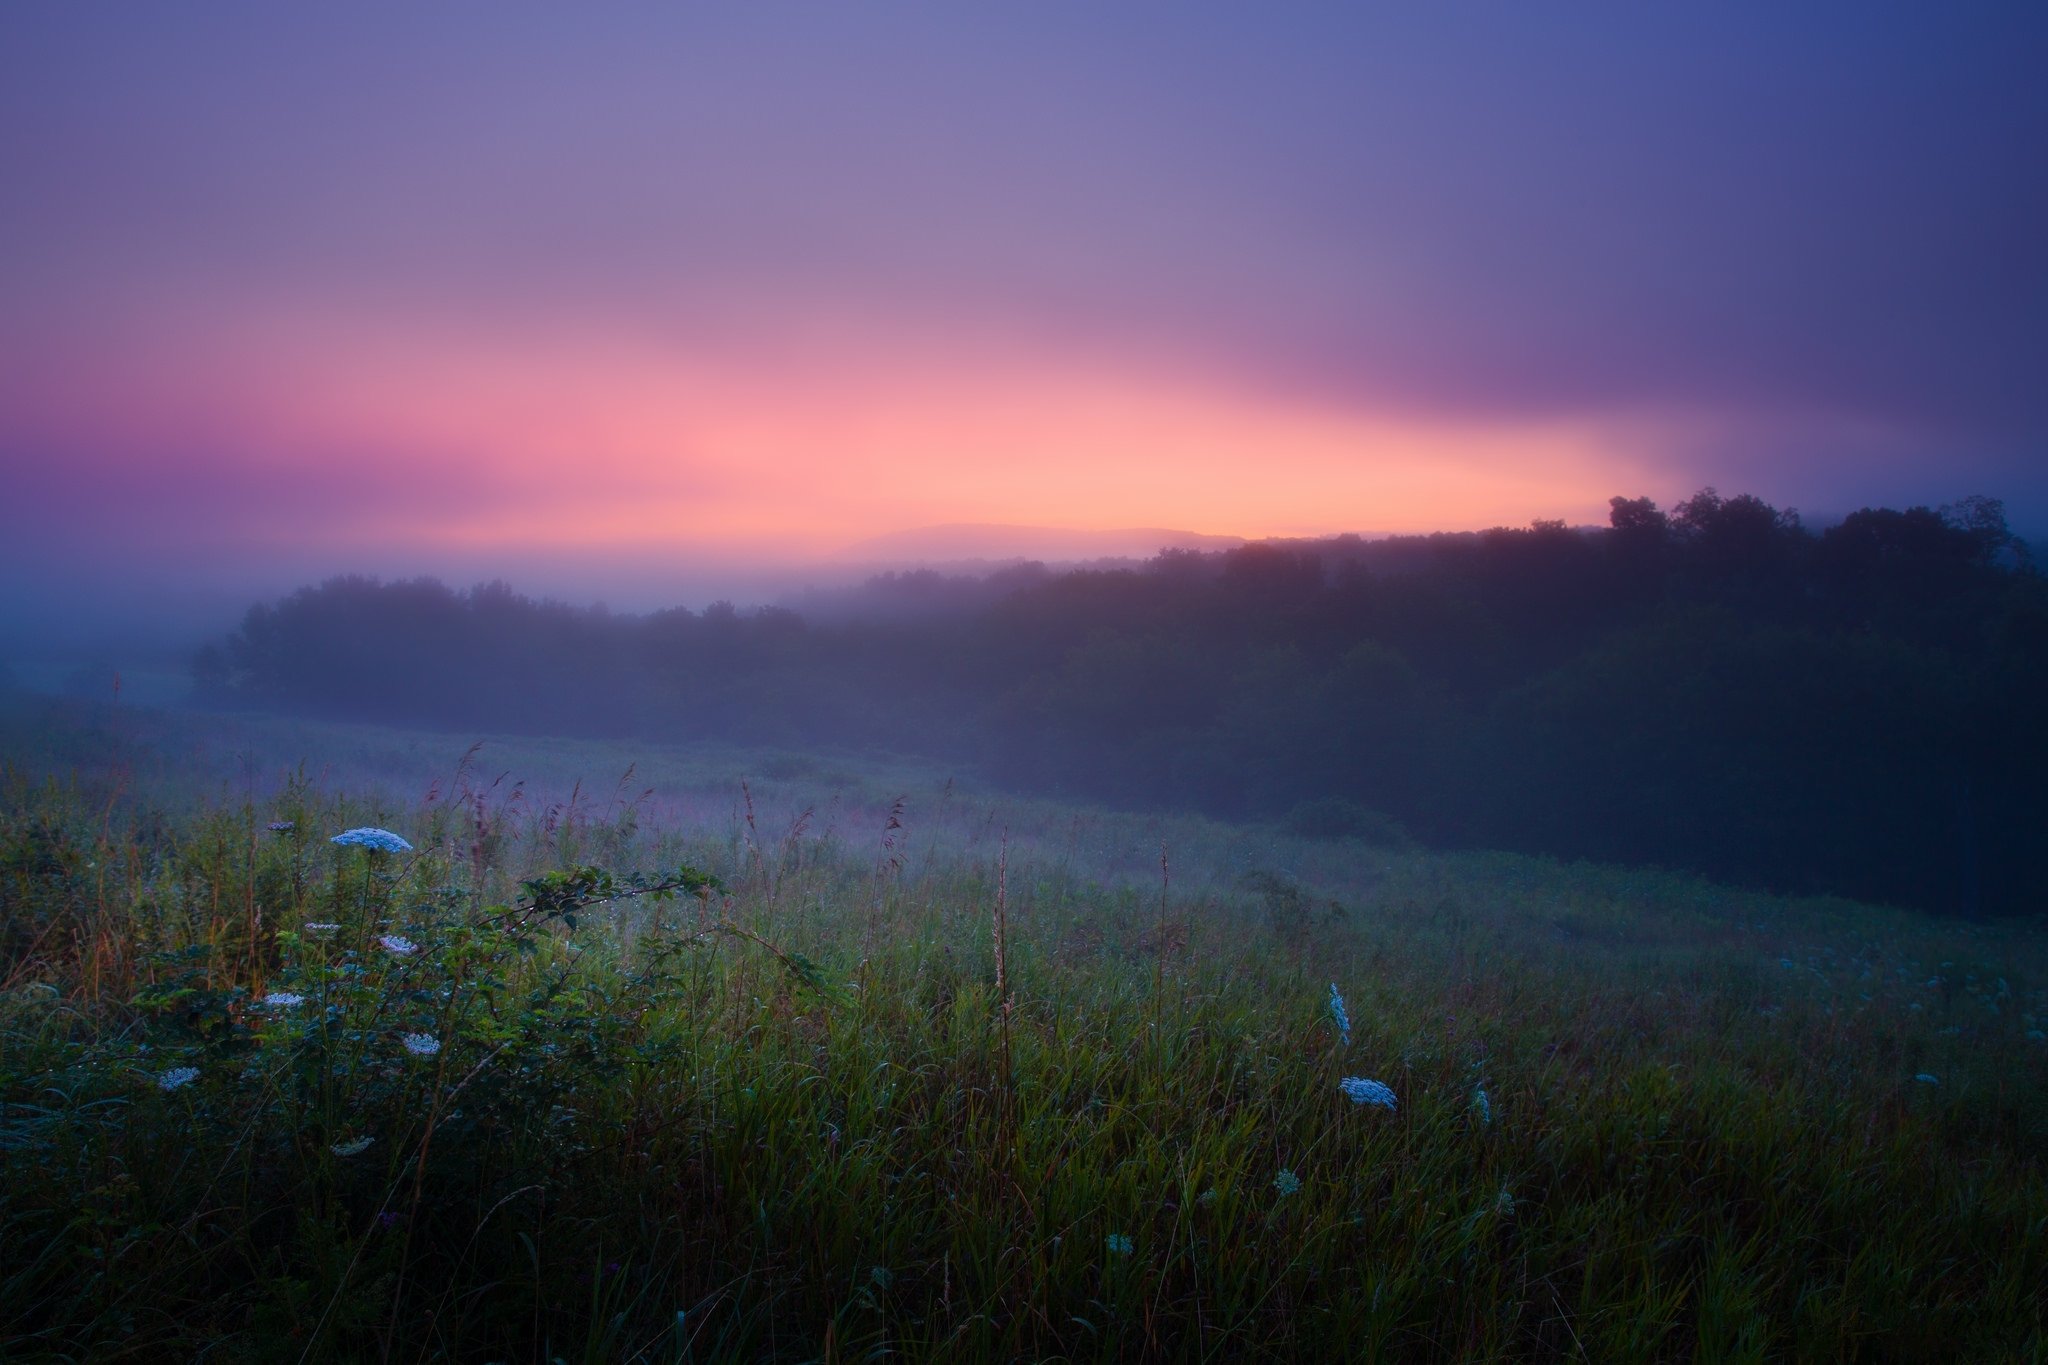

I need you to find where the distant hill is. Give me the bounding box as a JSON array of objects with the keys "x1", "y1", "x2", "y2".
[
  {"x1": 191, "y1": 491, "x2": 2048, "y2": 917},
  {"x1": 838, "y1": 523, "x2": 1245, "y2": 564}
]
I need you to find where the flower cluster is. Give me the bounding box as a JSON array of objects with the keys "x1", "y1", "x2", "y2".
[
  {"x1": 1327, "y1": 983, "x2": 1351, "y2": 1047},
  {"x1": 1472, "y1": 1087, "x2": 1493, "y2": 1125},
  {"x1": 1339, "y1": 1076, "x2": 1397, "y2": 1110},
  {"x1": 1103, "y1": 1233, "x2": 1134, "y2": 1256},
  {"x1": 1273, "y1": 1168, "x2": 1301, "y2": 1197},
  {"x1": 304, "y1": 922, "x2": 341, "y2": 934},
  {"x1": 157, "y1": 1066, "x2": 200, "y2": 1092},
  {"x1": 379, "y1": 935, "x2": 419, "y2": 956},
  {"x1": 331, "y1": 827, "x2": 414, "y2": 853},
  {"x1": 401, "y1": 1032, "x2": 442, "y2": 1057},
  {"x1": 330, "y1": 1136, "x2": 375, "y2": 1157},
  {"x1": 258, "y1": 991, "x2": 306, "y2": 1009}
]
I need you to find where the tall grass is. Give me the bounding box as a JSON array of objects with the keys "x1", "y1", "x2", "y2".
[{"x1": 1, "y1": 706, "x2": 2044, "y2": 1360}]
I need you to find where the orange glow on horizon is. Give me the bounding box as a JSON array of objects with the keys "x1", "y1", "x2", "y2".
[{"x1": 10, "y1": 309, "x2": 1665, "y2": 559}]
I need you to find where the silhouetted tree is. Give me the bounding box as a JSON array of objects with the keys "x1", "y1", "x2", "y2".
[{"x1": 192, "y1": 491, "x2": 2048, "y2": 916}]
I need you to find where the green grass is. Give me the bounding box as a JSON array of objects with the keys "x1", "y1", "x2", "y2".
[{"x1": 2, "y1": 697, "x2": 2044, "y2": 1361}]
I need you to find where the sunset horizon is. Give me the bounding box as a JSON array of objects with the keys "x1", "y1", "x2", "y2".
[{"x1": 6, "y1": 5, "x2": 2046, "y2": 648}]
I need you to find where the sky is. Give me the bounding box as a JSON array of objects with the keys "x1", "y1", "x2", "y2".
[{"x1": 3, "y1": 3, "x2": 2046, "y2": 646}]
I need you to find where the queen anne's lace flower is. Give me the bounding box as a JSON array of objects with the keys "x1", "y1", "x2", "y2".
[
  {"x1": 401, "y1": 1032, "x2": 441, "y2": 1057},
  {"x1": 1472, "y1": 1087, "x2": 1493, "y2": 1125},
  {"x1": 379, "y1": 935, "x2": 419, "y2": 956},
  {"x1": 304, "y1": 922, "x2": 341, "y2": 933},
  {"x1": 1327, "y1": 984, "x2": 1351, "y2": 1047},
  {"x1": 1273, "y1": 1168, "x2": 1301, "y2": 1196},
  {"x1": 157, "y1": 1066, "x2": 200, "y2": 1091},
  {"x1": 330, "y1": 1135, "x2": 375, "y2": 1156},
  {"x1": 1339, "y1": 1076, "x2": 1397, "y2": 1110},
  {"x1": 1914, "y1": 1073, "x2": 1939, "y2": 1085},
  {"x1": 331, "y1": 827, "x2": 413, "y2": 853},
  {"x1": 259, "y1": 991, "x2": 306, "y2": 1008},
  {"x1": 1103, "y1": 1233, "x2": 1133, "y2": 1256}
]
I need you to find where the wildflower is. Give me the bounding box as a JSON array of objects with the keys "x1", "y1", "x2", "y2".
[
  {"x1": 1472, "y1": 1087, "x2": 1493, "y2": 1125},
  {"x1": 1914, "y1": 1073, "x2": 1938, "y2": 1085},
  {"x1": 1339, "y1": 1076, "x2": 1397, "y2": 1110},
  {"x1": 330, "y1": 1136, "x2": 375, "y2": 1157},
  {"x1": 401, "y1": 1032, "x2": 441, "y2": 1057},
  {"x1": 331, "y1": 827, "x2": 413, "y2": 853},
  {"x1": 1327, "y1": 983, "x2": 1351, "y2": 1047},
  {"x1": 259, "y1": 991, "x2": 305, "y2": 1008},
  {"x1": 304, "y1": 922, "x2": 341, "y2": 933},
  {"x1": 1273, "y1": 1168, "x2": 1301, "y2": 1197},
  {"x1": 1104, "y1": 1233, "x2": 1134, "y2": 1256},
  {"x1": 157, "y1": 1066, "x2": 200, "y2": 1091},
  {"x1": 379, "y1": 935, "x2": 419, "y2": 956},
  {"x1": 267, "y1": 820, "x2": 296, "y2": 833}
]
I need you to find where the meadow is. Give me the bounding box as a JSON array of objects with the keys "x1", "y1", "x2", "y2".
[{"x1": 2, "y1": 696, "x2": 2044, "y2": 1361}]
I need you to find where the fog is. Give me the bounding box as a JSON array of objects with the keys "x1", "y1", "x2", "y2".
[{"x1": 9, "y1": 489, "x2": 2038, "y2": 919}]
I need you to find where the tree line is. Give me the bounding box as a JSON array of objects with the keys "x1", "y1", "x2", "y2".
[{"x1": 193, "y1": 491, "x2": 2048, "y2": 917}]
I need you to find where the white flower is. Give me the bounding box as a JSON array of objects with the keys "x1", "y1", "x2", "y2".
[
  {"x1": 1327, "y1": 984, "x2": 1351, "y2": 1047},
  {"x1": 1103, "y1": 1233, "x2": 1133, "y2": 1256},
  {"x1": 1914, "y1": 1073, "x2": 1939, "y2": 1085},
  {"x1": 379, "y1": 935, "x2": 419, "y2": 956},
  {"x1": 1339, "y1": 1076, "x2": 1397, "y2": 1110},
  {"x1": 259, "y1": 991, "x2": 305, "y2": 1008},
  {"x1": 1273, "y1": 1168, "x2": 1301, "y2": 1197},
  {"x1": 330, "y1": 1136, "x2": 375, "y2": 1156},
  {"x1": 401, "y1": 1032, "x2": 441, "y2": 1057},
  {"x1": 331, "y1": 827, "x2": 413, "y2": 853},
  {"x1": 157, "y1": 1066, "x2": 200, "y2": 1091},
  {"x1": 1472, "y1": 1087, "x2": 1493, "y2": 1125},
  {"x1": 304, "y1": 922, "x2": 341, "y2": 933}
]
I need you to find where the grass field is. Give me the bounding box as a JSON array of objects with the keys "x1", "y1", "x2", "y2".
[{"x1": 2, "y1": 695, "x2": 2044, "y2": 1361}]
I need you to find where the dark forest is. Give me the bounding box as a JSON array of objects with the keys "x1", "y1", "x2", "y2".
[{"x1": 194, "y1": 490, "x2": 2048, "y2": 917}]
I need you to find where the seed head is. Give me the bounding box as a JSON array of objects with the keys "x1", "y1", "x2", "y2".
[{"x1": 1327, "y1": 984, "x2": 1351, "y2": 1047}]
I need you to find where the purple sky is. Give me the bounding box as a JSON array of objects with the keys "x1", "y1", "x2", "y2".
[{"x1": 3, "y1": 4, "x2": 2045, "y2": 650}]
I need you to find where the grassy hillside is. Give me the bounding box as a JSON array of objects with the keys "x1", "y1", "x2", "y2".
[{"x1": 2, "y1": 699, "x2": 2044, "y2": 1360}]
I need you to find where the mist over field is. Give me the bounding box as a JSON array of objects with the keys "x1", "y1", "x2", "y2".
[
  {"x1": 8, "y1": 4, "x2": 2048, "y2": 1359},
  {"x1": 122, "y1": 490, "x2": 2030, "y2": 919}
]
